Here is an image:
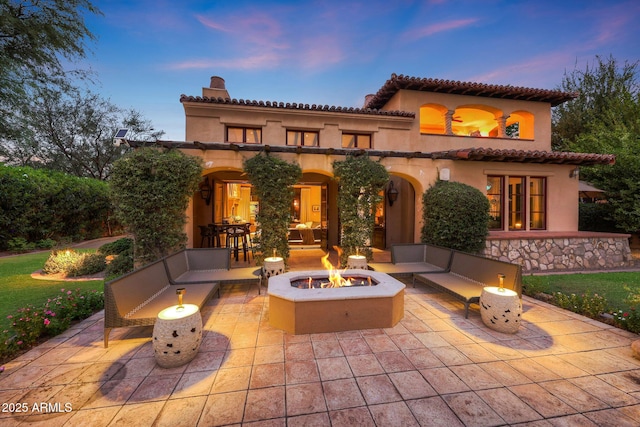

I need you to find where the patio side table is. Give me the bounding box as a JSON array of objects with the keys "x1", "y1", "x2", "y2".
[
  {"x1": 153, "y1": 304, "x2": 202, "y2": 368},
  {"x1": 480, "y1": 287, "x2": 522, "y2": 334},
  {"x1": 263, "y1": 256, "x2": 285, "y2": 278},
  {"x1": 346, "y1": 254, "x2": 368, "y2": 270}
]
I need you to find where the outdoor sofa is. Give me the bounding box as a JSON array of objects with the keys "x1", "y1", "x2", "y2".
[
  {"x1": 104, "y1": 248, "x2": 260, "y2": 347},
  {"x1": 413, "y1": 250, "x2": 523, "y2": 318},
  {"x1": 368, "y1": 243, "x2": 453, "y2": 280},
  {"x1": 163, "y1": 248, "x2": 261, "y2": 291},
  {"x1": 103, "y1": 258, "x2": 218, "y2": 348}
]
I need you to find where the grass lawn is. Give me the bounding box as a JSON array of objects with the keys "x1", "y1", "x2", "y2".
[
  {"x1": 0, "y1": 251, "x2": 103, "y2": 331},
  {"x1": 522, "y1": 271, "x2": 640, "y2": 311}
]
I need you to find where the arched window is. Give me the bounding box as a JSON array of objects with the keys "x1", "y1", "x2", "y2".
[
  {"x1": 419, "y1": 104, "x2": 448, "y2": 134},
  {"x1": 506, "y1": 111, "x2": 534, "y2": 139},
  {"x1": 451, "y1": 105, "x2": 501, "y2": 137}
]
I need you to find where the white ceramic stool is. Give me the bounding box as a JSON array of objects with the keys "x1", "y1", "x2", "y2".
[
  {"x1": 153, "y1": 304, "x2": 202, "y2": 368},
  {"x1": 480, "y1": 287, "x2": 522, "y2": 334},
  {"x1": 263, "y1": 256, "x2": 285, "y2": 278},
  {"x1": 346, "y1": 255, "x2": 368, "y2": 270}
]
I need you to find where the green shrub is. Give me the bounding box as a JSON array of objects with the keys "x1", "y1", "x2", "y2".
[
  {"x1": 98, "y1": 237, "x2": 133, "y2": 255},
  {"x1": 42, "y1": 249, "x2": 106, "y2": 277},
  {"x1": 104, "y1": 250, "x2": 134, "y2": 281},
  {"x1": 243, "y1": 153, "x2": 302, "y2": 265},
  {"x1": 1, "y1": 289, "x2": 104, "y2": 361},
  {"x1": 612, "y1": 308, "x2": 640, "y2": 333},
  {"x1": 611, "y1": 284, "x2": 640, "y2": 333},
  {"x1": 7, "y1": 238, "x2": 36, "y2": 253},
  {"x1": 333, "y1": 155, "x2": 389, "y2": 266},
  {"x1": 553, "y1": 290, "x2": 609, "y2": 319},
  {"x1": 110, "y1": 148, "x2": 202, "y2": 265},
  {"x1": 36, "y1": 239, "x2": 56, "y2": 249},
  {"x1": 70, "y1": 253, "x2": 106, "y2": 277},
  {"x1": 421, "y1": 180, "x2": 490, "y2": 253},
  {"x1": 0, "y1": 165, "x2": 113, "y2": 250},
  {"x1": 579, "y1": 202, "x2": 618, "y2": 232}
]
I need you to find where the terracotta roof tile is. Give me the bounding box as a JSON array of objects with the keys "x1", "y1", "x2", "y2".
[
  {"x1": 365, "y1": 74, "x2": 578, "y2": 108},
  {"x1": 431, "y1": 147, "x2": 615, "y2": 165},
  {"x1": 179, "y1": 95, "x2": 415, "y2": 118},
  {"x1": 149, "y1": 140, "x2": 614, "y2": 166}
]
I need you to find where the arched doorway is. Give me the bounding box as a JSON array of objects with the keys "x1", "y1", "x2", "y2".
[
  {"x1": 377, "y1": 176, "x2": 416, "y2": 249},
  {"x1": 193, "y1": 170, "x2": 338, "y2": 251}
]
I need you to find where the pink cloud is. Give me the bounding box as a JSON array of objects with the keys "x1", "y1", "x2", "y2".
[
  {"x1": 169, "y1": 7, "x2": 350, "y2": 72},
  {"x1": 195, "y1": 15, "x2": 230, "y2": 33},
  {"x1": 469, "y1": 50, "x2": 579, "y2": 88},
  {"x1": 167, "y1": 52, "x2": 282, "y2": 71},
  {"x1": 404, "y1": 18, "x2": 479, "y2": 40}
]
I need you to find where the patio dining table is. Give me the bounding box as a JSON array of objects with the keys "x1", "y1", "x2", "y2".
[{"x1": 212, "y1": 223, "x2": 251, "y2": 260}]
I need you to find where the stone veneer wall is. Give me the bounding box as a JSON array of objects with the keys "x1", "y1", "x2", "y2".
[{"x1": 483, "y1": 233, "x2": 635, "y2": 273}]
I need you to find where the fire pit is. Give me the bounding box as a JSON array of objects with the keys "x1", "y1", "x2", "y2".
[{"x1": 268, "y1": 268, "x2": 405, "y2": 334}]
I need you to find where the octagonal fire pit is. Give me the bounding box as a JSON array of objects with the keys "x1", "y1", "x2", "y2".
[{"x1": 268, "y1": 269, "x2": 405, "y2": 334}]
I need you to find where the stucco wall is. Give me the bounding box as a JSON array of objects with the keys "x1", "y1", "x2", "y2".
[{"x1": 379, "y1": 89, "x2": 552, "y2": 152}]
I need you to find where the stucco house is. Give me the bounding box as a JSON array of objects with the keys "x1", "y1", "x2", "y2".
[{"x1": 157, "y1": 74, "x2": 632, "y2": 272}]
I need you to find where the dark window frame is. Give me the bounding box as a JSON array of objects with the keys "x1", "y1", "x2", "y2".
[
  {"x1": 487, "y1": 175, "x2": 548, "y2": 231},
  {"x1": 226, "y1": 126, "x2": 262, "y2": 144},
  {"x1": 342, "y1": 133, "x2": 372, "y2": 149},
  {"x1": 286, "y1": 130, "x2": 319, "y2": 147},
  {"x1": 529, "y1": 176, "x2": 547, "y2": 230}
]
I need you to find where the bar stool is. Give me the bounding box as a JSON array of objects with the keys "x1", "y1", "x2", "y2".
[
  {"x1": 226, "y1": 225, "x2": 248, "y2": 262},
  {"x1": 208, "y1": 224, "x2": 222, "y2": 248},
  {"x1": 243, "y1": 223, "x2": 254, "y2": 261},
  {"x1": 198, "y1": 225, "x2": 213, "y2": 248}
]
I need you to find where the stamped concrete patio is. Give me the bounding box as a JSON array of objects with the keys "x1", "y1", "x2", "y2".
[{"x1": 1, "y1": 249, "x2": 640, "y2": 426}]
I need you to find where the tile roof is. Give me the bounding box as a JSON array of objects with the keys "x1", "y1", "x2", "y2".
[
  {"x1": 179, "y1": 95, "x2": 415, "y2": 117},
  {"x1": 431, "y1": 147, "x2": 615, "y2": 165},
  {"x1": 365, "y1": 74, "x2": 579, "y2": 109},
  {"x1": 147, "y1": 140, "x2": 615, "y2": 166}
]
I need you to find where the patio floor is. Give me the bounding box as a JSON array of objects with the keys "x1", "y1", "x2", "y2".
[{"x1": 2, "y1": 249, "x2": 640, "y2": 426}]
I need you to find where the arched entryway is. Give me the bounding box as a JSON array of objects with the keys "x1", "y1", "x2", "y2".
[
  {"x1": 192, "y1": 170, "x2": 339, "y2": 251},
  {"x1": 378, "y1": 176, "x2": 416, "y2": 249},
  {"x1": 193, "y1": 170, "x2": 415, "y2": 251}
]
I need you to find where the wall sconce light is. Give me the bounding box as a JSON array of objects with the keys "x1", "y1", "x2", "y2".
[
  {"x1": 199, "y1": 176, "x2": 212, "y2": 205},
  {"x1": 387, "y1": 180, "x2": 399, "y2": 206},
  {"x1": 569, "y1": 167, "x2": 580, "y2": 179},
  {"x1": 439, "y1": 168, "x2": 450, "y2": 181}
]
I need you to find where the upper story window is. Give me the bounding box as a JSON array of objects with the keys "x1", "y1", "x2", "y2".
[
  {"x1": 287, "y1": 130, "x2": 319, "y2": 147},
  {"x1": 420, "y1": 104, "x2": 534, "y2": 139},
  {"x1": 227, "y1": 126, "x2": 261, "y2": 144},
  {"x1": 342, "y1": 133, "x2": 371, "y2": 149}
]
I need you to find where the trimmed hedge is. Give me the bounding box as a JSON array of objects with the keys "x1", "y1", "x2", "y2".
[
  {"x1": 0, "y1": 165, "x2": 112, "y2": 250},
  {"x1": 579, "y1": 202, "x2": 619, "y2": 232},
  {"x1": 421, "y1": 180, "x2": 490, "y2": 253},
  {"x1": 333, "y1": 155, "x2": 388, "y2": 266},
  {"x1": 243, "y1": 153, "x2": 302, "y2": 265},
  {"x1": 109, "y1": 148, "x2": 202, "y2": 265}
]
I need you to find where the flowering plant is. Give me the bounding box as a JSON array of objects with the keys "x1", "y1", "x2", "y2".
[
  {"x1": 612, "y1": 308, "x2": 640, "y2": 333},
  {"x1": 1, "y1": 288, "x2": 103, "y2": 362},
  {"x1": 553, "y1": 290, "x2": 607, "y2": 319}
]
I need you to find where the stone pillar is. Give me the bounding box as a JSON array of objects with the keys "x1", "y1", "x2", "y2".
[
  {"x1": 444, "y1": 110, "x2": 455, "y2": 135},
  {"x1": 495, "y1": 115, "x2": 510, "y2": 138}
]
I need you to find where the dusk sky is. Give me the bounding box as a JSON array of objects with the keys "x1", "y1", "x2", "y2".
[{"x1": 82, "y1": 0, "x2": 640, "y2": 141}]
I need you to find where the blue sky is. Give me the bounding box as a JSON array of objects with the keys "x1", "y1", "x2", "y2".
[{"x1": 82, "y1": 0, "x2": 640, "y2": 141}]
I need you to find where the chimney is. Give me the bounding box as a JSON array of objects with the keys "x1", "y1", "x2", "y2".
[
  {"x1": 363, "y1": 94, "x2": 375, "y2": 109},
  {"x1": 203, "y1": 75, "x2": 230, "y2": 99}
]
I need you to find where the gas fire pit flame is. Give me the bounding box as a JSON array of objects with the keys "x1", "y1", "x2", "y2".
[
  {"x1": 293, "y1": 252, "x2": 375, "y2": 289},
  {"x1": 306, "y1": 252, "x2": 357, "y2": 288}
]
